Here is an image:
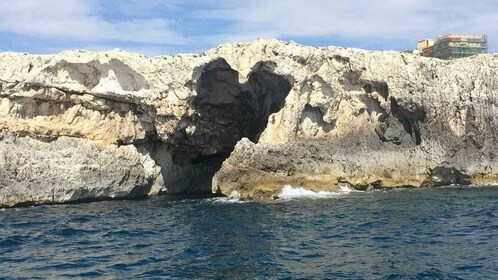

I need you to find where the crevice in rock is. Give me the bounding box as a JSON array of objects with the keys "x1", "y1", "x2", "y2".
[
  {"x1": 342, "y1": 70, "x2": 364, "y2": 91},
  {"x1": 330, "y1": 55, "x2": 351, "y2": 65},
  {"x1": 300, "y1": 104, "x2": 334, "y2": 133},
  {"x1": 390, "y1": 97, "x2": 426, "y2": 145},
  {"x1": 358, "y1": 94, "x2": 388, "y2": 120},
  {"x1": 363, "y1": 80, "x2": 389, "y2": 101},
  {"x1": 374, "y1": 125, "x2": 402, "y2": 145}
]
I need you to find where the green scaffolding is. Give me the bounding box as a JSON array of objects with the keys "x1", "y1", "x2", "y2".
[{"x1": 433, "y1": 35, "x2": 488, "y2": 60}]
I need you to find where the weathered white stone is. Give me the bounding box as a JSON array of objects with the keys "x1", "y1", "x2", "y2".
[
  {"x1": 0, "y1": 132, "x2": 164, "y2": 207},
  {"x1": 1, "y1": 39, "x2": 498, "y2": 205}
]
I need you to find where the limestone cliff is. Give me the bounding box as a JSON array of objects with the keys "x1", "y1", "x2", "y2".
[{"x1": 1, "y1": 40, "x2": 497, "y2": 206}]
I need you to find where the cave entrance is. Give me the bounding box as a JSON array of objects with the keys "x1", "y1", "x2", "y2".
[{"x1": 166, "y1": 58, "x2": 292, "y2": 194}]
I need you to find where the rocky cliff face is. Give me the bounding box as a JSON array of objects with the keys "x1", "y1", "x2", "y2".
[{"x1": 1, "y1": 40, "x2": 497, "y2": 206}]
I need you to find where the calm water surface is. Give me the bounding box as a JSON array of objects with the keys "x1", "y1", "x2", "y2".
[{"x1": 1, "y1": 186, "x2": 497, "y2": 279}]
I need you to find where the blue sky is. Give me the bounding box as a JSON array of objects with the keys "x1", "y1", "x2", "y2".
[{"x1": 0, "y1": 0, "x2": 497, "y2": 56}]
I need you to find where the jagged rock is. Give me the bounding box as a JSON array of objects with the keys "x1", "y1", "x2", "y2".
[
  {"x1": 0, "y1": 131, "x2": 164, "y2": 207},
  {"x1": 1, "y1": 39, "x2": 498, "y2": 206},
  {"x1": 212, "y1": 41, "x2": 498, "y2": 200}
]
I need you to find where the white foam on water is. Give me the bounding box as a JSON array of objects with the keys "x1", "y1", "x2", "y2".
[
  {"x1": 209, "y1": 185, "x2": 362, "y2": 203},
  {"x1": 277, "y1": 184, "x2": 358, "y2": 201},
  {"x1": 228, "y1": 190, "x2": 241, "y2": 200},
  {"x1": 209, "y1": 190, "x2": 245, "y2": 204},
  {"x1": 468, "y1": 183, "x2": 498, "y2": 187},
  {"x1": 339, "y1": 185, "x2": 354, "y2": 193}
]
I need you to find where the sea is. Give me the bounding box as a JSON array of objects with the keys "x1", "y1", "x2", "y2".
[{"x1": 0, "y1": 186, "x2": 497, "y2": 279}]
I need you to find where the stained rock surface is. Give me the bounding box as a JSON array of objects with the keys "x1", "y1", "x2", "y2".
[{"x1": 1, "y1": 39, "x2": 497, "y2": 206}]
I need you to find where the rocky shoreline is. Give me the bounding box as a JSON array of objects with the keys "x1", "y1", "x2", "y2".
[{"x1": 1, "y1": 39, "x2": 497, "y2": 207}]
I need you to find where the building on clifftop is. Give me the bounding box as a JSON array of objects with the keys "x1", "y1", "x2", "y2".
[{"x1": 418, "y1": 34, "x2": 488, "y2": 60}]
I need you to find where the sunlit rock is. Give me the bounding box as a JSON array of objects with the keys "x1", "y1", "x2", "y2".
[{"x1": 1, "y1": 39, "x2": 498, "y2": 206}]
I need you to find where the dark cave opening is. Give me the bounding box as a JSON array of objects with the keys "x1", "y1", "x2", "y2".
[
  {"x1": 163, "y1": 58, "x2": 292, "y2": 193},
  {"x1": 390, "y1": 97, "x2": 426, "y2": 145}
]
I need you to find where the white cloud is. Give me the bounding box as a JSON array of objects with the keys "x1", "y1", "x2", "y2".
[
  {"x1": 0, "y1": 0, "x2": 188, "y2": 45},
  {"x1": 0, "y1": 0, "x2": 496, "y2": 53},
  {"x1": 199, "y1": 0, "x2": 498, "y2": 50}
]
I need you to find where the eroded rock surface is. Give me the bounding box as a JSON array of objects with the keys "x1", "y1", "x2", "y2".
[
  {"x1": 1, "y1": 39, "x2": 497, "y2": 206},
  {"x1": 212, "y1": 41, "x2": 498, "y2": 200},
  {"x1": 0, "y1": 131, "x2": 163, "y2": 206}
]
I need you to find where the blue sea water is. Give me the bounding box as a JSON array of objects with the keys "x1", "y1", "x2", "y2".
[{"x1": 1, "y1": 186, "x2": 497, "y2": 279}]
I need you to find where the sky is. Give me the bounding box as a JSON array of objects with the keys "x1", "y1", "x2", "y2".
[{"x1": 0, "y1": 0, "x2": 497, "y2": 56}]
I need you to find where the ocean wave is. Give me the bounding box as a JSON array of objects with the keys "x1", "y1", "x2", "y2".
[
  {"x1": 209, "y1": 190, "x2": 245, "y2": 204},
  {"x1": 210, "y1": 185, "x2": 361, "y2": 203},
  {"x1": 277, "y1": 185, "x2": 358, "y2": 200}
]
